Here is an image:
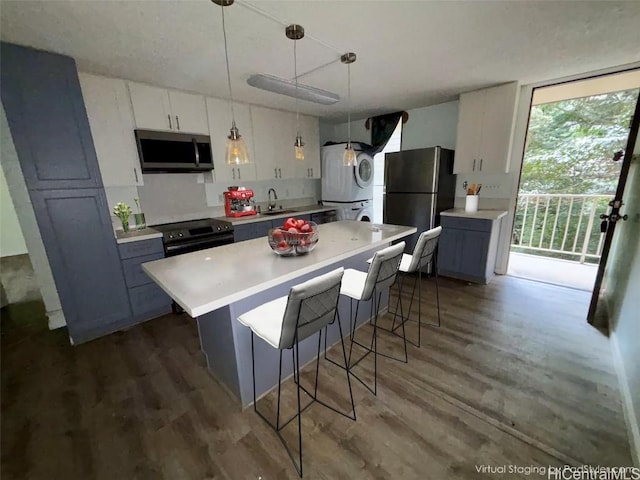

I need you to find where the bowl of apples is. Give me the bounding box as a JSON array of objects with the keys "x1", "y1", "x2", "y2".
[{"x1": 268, "y1": 217, "x2": 319, "y2": 256}]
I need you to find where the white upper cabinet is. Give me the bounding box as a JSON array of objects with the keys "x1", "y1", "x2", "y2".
[
  {"x1": 168, "y1": 90, "x2": 209, "y2": 134},
  {"x1": 128, "y1": 82, "x2": 209, "y2": 134},
  {"x1": 79, "y1": 73, "x2": 143, "y2": 186},
  {"x1": 206, "y1": 96, "x2": 256, "y2": 183},
  {"x1": 454, "y1": 82, "x2": 519, "y2": 174},
  {"x1": 252, "y1": 106, "x2": 321, "y2": 181},
  {"x1": 295, "y1": 115, "x2": 321, "y2": 179},
  {"x1": 251, "y1": 106, "x2": 296, "y2": 180}
]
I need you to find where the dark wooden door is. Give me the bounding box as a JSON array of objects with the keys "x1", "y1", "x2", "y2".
[{"x1": 0, "y1": 42, "x2": 103, "y2": 190}]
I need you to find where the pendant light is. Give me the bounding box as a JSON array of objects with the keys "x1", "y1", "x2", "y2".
[
  {"x1": 341, "y1": 52, "x2": 357, "y2": 167},
  {"x1": 213, "y1": 0, "x2": 250, "y2": 165},
  {"x1": 286, "y1": 24, "x2": 305, "y2": 161}
]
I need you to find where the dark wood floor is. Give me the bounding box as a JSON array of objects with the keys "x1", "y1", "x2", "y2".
[{"x1": 1, "y1": 275, "x2": 632, "y2": 479}]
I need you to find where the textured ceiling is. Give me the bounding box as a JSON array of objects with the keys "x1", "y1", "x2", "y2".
[{"x1": 1, "y1": 0, "x2": 639, "y2": 123}]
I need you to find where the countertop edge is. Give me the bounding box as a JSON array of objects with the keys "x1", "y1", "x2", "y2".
[
  {"x1": 115, "y1": 229, "x2": 163, "y2": 244},
  {"x1": 441, "y1": 209, "x2": 508, "y2": 221}
]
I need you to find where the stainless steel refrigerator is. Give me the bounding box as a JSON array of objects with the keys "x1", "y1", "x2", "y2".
[{"x1": 384, "y1": 146, "x2": 456, "y2": 253}]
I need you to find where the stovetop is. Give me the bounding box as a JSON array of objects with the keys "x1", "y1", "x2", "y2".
[{"x1": 153, "y1": 218, "x2": 233, "y2": 242}]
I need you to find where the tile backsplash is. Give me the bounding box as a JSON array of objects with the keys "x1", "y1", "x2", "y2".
[{"x1": 105, "y1": 173, "x2": 321, "y2": 227}]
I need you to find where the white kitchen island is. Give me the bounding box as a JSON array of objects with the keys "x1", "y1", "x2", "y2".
[{"x1": 143, "y1": 221, "x2": 416, "y2": 408}]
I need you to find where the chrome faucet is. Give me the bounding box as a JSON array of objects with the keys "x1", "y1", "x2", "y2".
[{"x1": 267, "y1": 188, "x2": 278, "y2": 211}]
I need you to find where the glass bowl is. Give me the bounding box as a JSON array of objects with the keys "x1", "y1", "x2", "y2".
[{"x1": 268, "y1": 221, "x2": 319, "y2": 256}]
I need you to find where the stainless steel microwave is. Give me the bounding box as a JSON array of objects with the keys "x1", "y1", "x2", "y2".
[{"x1": 134, "y1": 130, "x2": 213, "y2": 173}]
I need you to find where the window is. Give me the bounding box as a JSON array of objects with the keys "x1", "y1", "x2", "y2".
[{"x1": 372, "y1": 118, "x2": 402, "y2": 223}]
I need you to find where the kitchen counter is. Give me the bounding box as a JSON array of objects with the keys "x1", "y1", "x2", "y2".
[
  {"x1": 217, "y1": 204, "x2": 336, "y2": 226},
  {"x1": 441, "y1": 208, "x2": 508, "y2": 221},
  {"x1": 143, "y1": 221, "x2": 414, "y2": 317},
  {"x1": 142, "y1": 220, "x2": 416, "y2": 407},
  {"x1": 115, "y1": 227, "x2": 162, "y2": 244}
]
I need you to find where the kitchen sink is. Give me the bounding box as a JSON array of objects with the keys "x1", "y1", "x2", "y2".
[{"x1": 260, "y1": 209, "x2": 298, "y2": 216}]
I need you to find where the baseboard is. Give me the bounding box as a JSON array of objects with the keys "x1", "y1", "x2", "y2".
[
  {"x1": 47, "y1": 308, "x2": 66, "y2": 330},
  {"x1": 610, "y1": 329, "x2": 640, "y2": 466}
]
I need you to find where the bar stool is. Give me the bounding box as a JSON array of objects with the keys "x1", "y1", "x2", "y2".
[
  {"x1": 338, "y1": 242, "x2": 406, "y2": 395},
  {"x1": 387, "y1": 226, "x2": 442, "y2": 347},
  {"x1": 237, "y1": 267, "x2": 355, "y2": 478}
]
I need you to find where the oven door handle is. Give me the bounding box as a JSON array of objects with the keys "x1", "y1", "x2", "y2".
[{"x1": 165, "y1": 234, "x2": 234, "y2": 255}]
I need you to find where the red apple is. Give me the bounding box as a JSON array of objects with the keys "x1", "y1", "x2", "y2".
[
  {"x1": 299, "y1": 223, "x2": 311, "y2": 233},
  {"x1": 284, "y1": 217, "x2": 298, "y2": 230},
  {"x1": 276, "y1": 240, "x2": 290, "y2": 251}
]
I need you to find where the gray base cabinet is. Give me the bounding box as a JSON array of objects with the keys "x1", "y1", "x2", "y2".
[
  {"x1": 438, "y1": 216, "x2": 502, "y2": 284},
  {"x1": 117, "y1": 239, "x2": 172, "y2": 320}
]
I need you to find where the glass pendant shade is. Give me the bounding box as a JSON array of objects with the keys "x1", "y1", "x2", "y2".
[
  {"x1": 294, "y1": 135, "x2": 305, "y2": 161},
  {"x1": 343, "y1": 143, "x2": 357, "y2": 167},
  {"x1": 225, "y1": 123, "x2": 250, "y2": 165}
]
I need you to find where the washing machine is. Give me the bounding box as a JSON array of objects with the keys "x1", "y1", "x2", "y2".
[
  {"x1": 322, "y1": 199, "x2": 373, "y2": 222},
  {"x1": 321, "y1": 143, "x2": 374, "y2": 203}
]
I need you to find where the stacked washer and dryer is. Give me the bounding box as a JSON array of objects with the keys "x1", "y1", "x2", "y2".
[{"x1": 320, "y1": 143, "x2": 374, "y2": 221}]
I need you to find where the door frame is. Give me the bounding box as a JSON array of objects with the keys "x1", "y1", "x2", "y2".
[{"x1": 495, "y1": 63, "x2": 640, "y2": 276}]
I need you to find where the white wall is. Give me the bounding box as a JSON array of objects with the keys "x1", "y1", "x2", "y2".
[
  {"x1": 1, "y1": 103, "x2": 66, "y2": 329},
  {"x1": 0, "y1": 165, "x2": 28, "y2": 257},
  {"x1": 603, "y1": 130, "x2": 640, "y2": 465}
]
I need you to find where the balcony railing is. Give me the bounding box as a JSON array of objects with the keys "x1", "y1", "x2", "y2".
[{"x1": 511, "y1": 194, "x2": 613, "y2": 264}]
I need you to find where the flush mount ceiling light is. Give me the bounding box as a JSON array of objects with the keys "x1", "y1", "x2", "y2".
[
  {"x1": 286, "y1": 24, "x2": 305, "y2": 161},
  {"x1": 212, "y1": 0, "x2": 250, "y2": 165},
  {"x1": 341, "y1": 52, "x2": 357, "y2": 167},
  {"x1": 247, "y1": 74, "x2": 340, "y2": 105}
]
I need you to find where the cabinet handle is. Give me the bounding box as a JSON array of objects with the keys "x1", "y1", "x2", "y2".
[
  {"x1": 278, "y1": 168, "x2": 282, "y2": 178},
  {"x1": 232, "y1": 168, "x2": 236, "y2": 180},
  {"x1": 311, "y1": 167, "x2": 313, "y2": 177},
  {"x1": 473, "y1": 159, "x2": 476, "y2": 171},
  {"x1": 134, "y1": 167, "x2": 139, "y2": 183},
  {"x1": 479, "y1": 158, "x2": 483, "y2": 171},
  {"x1": 176, "y1": 115, "x2": 180, "y2": 130},
  {"x1": 238, "y1": 168, "x2": 241, "y2": 180},
  {"x1": 168, "y1": 114, "x2": 172, "y2": 129},
  {"x1": 274, "y1": 168, "x2": 278, "y2": 179}
]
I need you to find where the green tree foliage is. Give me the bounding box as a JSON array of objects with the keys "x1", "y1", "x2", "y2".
[
  {"x1": 521, "y1": 89, "x2": 638, "y2": 194},
  {"x1": 512, "y1": 89, "x2": 638, "y2": 263}
]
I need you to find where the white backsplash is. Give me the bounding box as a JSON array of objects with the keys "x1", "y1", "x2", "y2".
[{"x1": 106, "y1": 173, "x2": 321, "y2": 227}]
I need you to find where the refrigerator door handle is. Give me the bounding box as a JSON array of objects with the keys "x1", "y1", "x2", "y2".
[{"x1": 473, "y1": 159, "x2": 476, "y2": 171}]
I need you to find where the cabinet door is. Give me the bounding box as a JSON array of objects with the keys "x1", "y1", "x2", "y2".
[
  {"x1": 453, "y1": 89, "x2": 484, "y2": 174},
  {"x1": 295, "y1": 115, "x2": 321, "y2": 179},
  {"x1": 459, "y1": 230, "x2": 490, "y2": 278},
  {"x1": 478, "y1": 82, "x2": 518, "y2": 173},
  {"x1": 79, "y1": 74, "x2": 143, "y2": 186},
  {"x1": 437, "y1": 227, "x2": 462, "y2": 273},
  {"x1": 169, "y1": 90, "x2": 209, "y2": 134},
  {"x1": 0, "y1": 43, "x2": 103, "y2": 190},
  {"x1": 207, "y1": 97, "x2": 257, "y2": 183},
  {"x1": 29, "y1": 188, "x2": 131, "y2": 342},
  {"x1": 252, "y1": 106, "x2": 297, "y2": 180},
  {"x1": 128, "y1": 82, "x2": 172, "y2": 131}
]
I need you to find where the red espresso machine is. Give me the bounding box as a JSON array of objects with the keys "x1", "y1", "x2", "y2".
[{"x1": 224, "y1": 187, "x2": 257, "y2": 217}]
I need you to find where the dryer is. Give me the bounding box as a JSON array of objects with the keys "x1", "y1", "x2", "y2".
[
  {"x1": 321, "y1": 143, "x2": 374, "y2": 203},
  {"x1": 322, "y1": 199, "x2": 373, "y2": 222}
]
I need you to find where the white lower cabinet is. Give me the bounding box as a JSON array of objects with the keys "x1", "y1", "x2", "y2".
[
  {"x1": 79, "y1": 73, "x2": 143, "y2": 186},
  {"x1": 206, "y1": 96, "x2": 257, "y2": 183}
]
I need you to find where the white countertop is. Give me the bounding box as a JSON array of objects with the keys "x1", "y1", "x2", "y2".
[
  {"x1": 441, "y1": 209, "x2": 508, "y2": 220},
  {"x1": 115, "y1": 227, "x2": 163, "y2": 244},
  {"x1": 218, "y1": 205, "x2": 336, "y2": 225},
  {"x1": 142, "y1": 221, "x2": 416, "y2": 317}
]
